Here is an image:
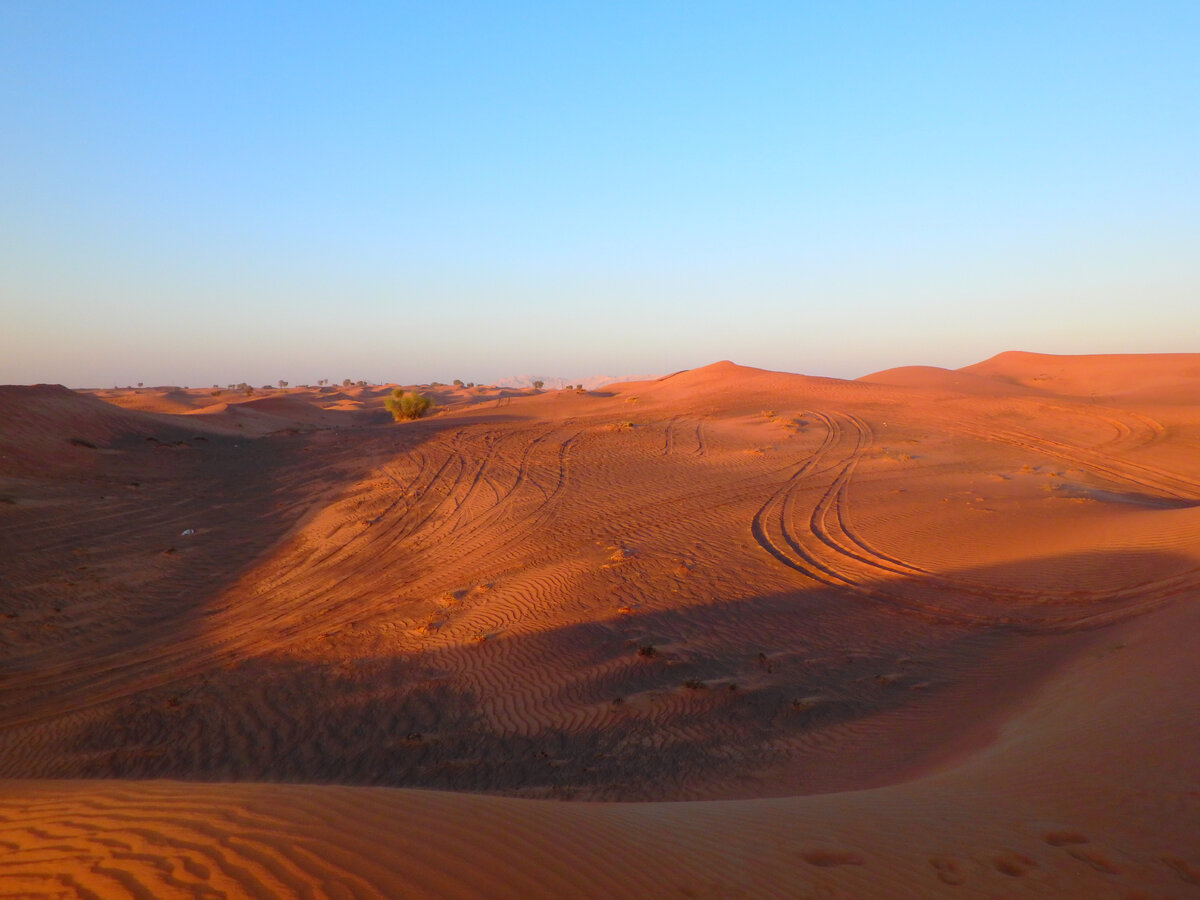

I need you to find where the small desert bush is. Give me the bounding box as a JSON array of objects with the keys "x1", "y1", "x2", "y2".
[{"x1": 385, "y1": 389, "x2": 433, "y2": 421}]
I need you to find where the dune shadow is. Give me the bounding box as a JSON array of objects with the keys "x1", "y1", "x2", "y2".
[
  {"x1": 0, "y1": 410, "x2": 524, "y2": 728},
  {"x1": 1056, "y1": 483, "x2": 1200, "y2": 509},
  {"x1": 41, "y1": 547, "x2": 1197, "y2": 799}
]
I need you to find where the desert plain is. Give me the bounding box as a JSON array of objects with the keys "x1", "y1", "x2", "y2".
[{"x1": 1, "y1": 351, "x2": 1199, "y2": 898}]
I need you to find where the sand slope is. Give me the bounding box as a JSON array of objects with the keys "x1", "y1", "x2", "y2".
[
  {"x1": 3, "y1": 594, "x2": 1197, "y2": 898},
  {"x1": 1, "y1": 358, "x2": 1198, "y2": 897},
  {"x1": 962, "y1": 350, "x2": 1200, "y2": 404}
]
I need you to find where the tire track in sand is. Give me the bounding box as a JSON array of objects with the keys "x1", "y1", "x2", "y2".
[{"x1": 751, "y1": 411, "x2": 1199, "y2": 632}]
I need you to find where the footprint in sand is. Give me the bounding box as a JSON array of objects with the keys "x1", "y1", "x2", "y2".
[
  {"x1": 1041, "y1": 830, "x2": 1121, "y2": 875},
  {"x1": 1066, "y1": 847, "x2": 1121, "y2": 874},
  {"x1": 1160, "y1": 855, "x2": 1200, "y2": 885},
  {"x1": 929, "y1": 857, "x2": 966, "y2": 885},
  {"x1": 993, "y1": 851, "x2": 1037, "y2": 877}
]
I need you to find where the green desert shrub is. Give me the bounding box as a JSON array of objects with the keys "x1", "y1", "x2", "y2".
[{"x1": 385, "y1": 389, "x2": 433, "y2": 421}]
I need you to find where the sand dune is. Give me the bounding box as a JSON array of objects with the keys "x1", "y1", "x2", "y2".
[
  {"x1": 857, "y1": 364, "x2": 1045, "y2": 396},
  {"x1": 0, "y1": 384, "x2": 233, "y2": 475},
  {"x1": 1, "y1": 356, "x2": 1198, "y2": 897},
  {"x1": 962, "y1": 350, "x2": 1200, "y2": 403}
]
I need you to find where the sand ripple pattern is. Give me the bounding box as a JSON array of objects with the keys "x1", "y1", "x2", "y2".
[
  {"x1": 4, "y1": 370, "x2": 1200, "y2": 805},
  {"x1": 750, "y1": 408, "x2": 1200, "y2": 632}
]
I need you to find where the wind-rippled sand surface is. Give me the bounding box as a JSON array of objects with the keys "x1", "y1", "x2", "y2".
[{"x1": 2, "y1": 353, "x2": 1199, "y2": 897}]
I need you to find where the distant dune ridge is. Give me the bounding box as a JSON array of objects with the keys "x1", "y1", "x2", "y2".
[
  {"x1": 493, "y1": 372, "x2": 662, "y2": 390},
  {"x1": 2, "y1": 352, "x2": 1199, "y2": 898},
  {"x1": 863, "y1": 349, "x2": 1200, "y2": 402}
]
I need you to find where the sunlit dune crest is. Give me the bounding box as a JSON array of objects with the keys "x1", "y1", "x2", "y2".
[{"x1": 2, "y1": 355, "x2": 1199, "y2": 898}]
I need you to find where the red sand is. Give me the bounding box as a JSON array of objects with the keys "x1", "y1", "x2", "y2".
[{"x1": 1, "y1": 357, "x2": 1198, "y2": 897}]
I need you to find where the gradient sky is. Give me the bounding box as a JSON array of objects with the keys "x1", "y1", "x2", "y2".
[{"x1": 2, "y1": 2, "x2": 1198, "y2": 387}]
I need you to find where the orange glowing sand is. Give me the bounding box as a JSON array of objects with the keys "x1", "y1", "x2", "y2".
[{"x1": 2, "y1": 353, "x2": 1198, "y2": 897}]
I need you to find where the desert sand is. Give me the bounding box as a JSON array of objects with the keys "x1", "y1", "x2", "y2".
[{"x1": 1, "y1": 353, "x2": 1198, "y2": 898}]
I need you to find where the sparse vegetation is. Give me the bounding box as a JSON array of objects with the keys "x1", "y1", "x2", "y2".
[
  {"x1": 278, "y1": 380, "x2": 288, "y2": 389},
  {"x1": 533, "y1": 380, "x2": 544, "y2": 390},
  {"x1": 343, "y1": 378, "x2": 352, "y2": 387},
  {"x1": 385, "y1": 389, "x2": 433, "y2": 421},
  {"x1": 453, "y1": 379, "x2": 464, "y2": 387}
]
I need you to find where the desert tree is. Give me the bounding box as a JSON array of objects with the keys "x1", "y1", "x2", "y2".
[{"x1": 533, "y1": 380, "x2": 544, "y2": 390}]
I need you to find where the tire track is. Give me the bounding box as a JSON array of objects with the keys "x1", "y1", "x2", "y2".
[
  {"x1": 750, "y1": 410, "x2": 1200, "y2": 632},
  {"x1": 750, "y1": 410, "x2": 856, "y2": 587},
  {"x1": 662, "y1": 419, "x2": 676, "y2": 456},
  {"x1": 940, "y1": 414, "x2": 1200, "y2": 502}
]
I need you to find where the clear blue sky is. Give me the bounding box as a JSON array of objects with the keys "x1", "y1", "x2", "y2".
[{"x1": 2, "y1": 2, "x2": 1197, "y2": 387}]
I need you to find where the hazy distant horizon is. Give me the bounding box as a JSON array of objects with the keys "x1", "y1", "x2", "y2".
[
  {"x1": 3, "y1": 4, "x2": 1197, "y2": 388},
  {"x1": 20, "y1": 346, "x2": 1200, "y2": 394}
]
